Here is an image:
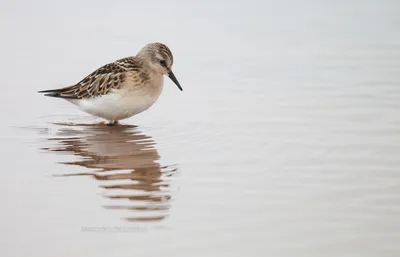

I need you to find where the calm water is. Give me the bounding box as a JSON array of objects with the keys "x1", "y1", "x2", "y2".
[{"x1": 1, "y1": 1, "x2": 400, "y2": 257}]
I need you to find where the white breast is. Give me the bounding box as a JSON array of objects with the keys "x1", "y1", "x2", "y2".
[{"x1": 69, "y1": 74, "x2": 164, "y2": 121}]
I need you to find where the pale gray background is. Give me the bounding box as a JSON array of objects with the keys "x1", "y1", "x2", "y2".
[{"x1": 1, "y1": 0, "x2": 400, "y2": 257}]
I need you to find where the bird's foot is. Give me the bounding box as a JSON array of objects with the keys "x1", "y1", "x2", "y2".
[{"x1": 107, "y1": 120, "x2": 119, "y2": 126}]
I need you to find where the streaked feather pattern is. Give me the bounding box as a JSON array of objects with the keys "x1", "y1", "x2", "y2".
[{"x1": 39, "y1": 57, "x2": 144, "y2": 99}]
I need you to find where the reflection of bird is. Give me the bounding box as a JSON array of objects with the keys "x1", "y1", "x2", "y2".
[
  {"x1": 41, "y1": 122, "x2": 178, "y2": 222},
  {"x1": 38, "y1": 42, "x2": 183, "y2": 126}
]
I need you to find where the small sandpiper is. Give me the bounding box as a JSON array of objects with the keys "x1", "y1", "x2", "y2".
[{"x1": 38, "y1": 42, "x2": 183, "y2": 126}]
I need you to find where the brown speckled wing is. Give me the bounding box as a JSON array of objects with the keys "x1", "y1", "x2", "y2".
[{"x1": 40, "y1": 57, "x2": 141, "y2": 99}]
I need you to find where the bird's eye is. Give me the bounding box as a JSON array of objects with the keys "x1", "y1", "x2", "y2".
[{"x1": 159, "y1": 60, "x2": 167, "y2": 67}]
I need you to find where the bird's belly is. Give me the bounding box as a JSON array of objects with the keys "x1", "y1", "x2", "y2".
[{"x1": 72, "y1": 90, "x2": 159, "y2": 121}]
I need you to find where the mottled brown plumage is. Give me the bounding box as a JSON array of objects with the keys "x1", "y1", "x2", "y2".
[
  {"x1": 38, "y1": 42, "x2": 182, "y2": 125},
  {"x1": 41, "y1": 57, "x2": 145, "y2": 99}
]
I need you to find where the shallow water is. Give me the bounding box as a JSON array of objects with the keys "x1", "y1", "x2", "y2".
[{"x1": 1, "y1": 0, "x2": 400, "y2": 257}]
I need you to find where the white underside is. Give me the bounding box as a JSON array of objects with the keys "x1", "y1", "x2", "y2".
[{"x1": 68, "y1": 79, "x2": 163, "y2": 122}]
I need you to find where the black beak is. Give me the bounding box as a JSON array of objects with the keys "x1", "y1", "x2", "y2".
[{"x1": 168, "y1": 71, "x2": 183, "y2": 91}]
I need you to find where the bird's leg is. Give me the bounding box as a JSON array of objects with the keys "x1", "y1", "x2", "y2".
[{"x1": 107, "y1": 120, "x2": 119, "y2": 126}]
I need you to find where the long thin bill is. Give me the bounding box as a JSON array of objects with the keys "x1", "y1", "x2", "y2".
[{"x1": 168, "y1": 71, "x2": 183, "y2": 91}]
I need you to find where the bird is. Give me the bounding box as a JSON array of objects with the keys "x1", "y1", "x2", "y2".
[{"x1": 38, "y1": 42, "x2": 183, "y2": 126}]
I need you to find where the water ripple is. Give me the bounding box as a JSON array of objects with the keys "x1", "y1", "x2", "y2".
[{"x1": 37, "y1": 122, "x2": 179, "y2": 222}]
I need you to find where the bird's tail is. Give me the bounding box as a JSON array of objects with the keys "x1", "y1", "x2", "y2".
[
  {"x1": 37, "y1": 88, "x2": 63, "y2": 97},
  {"x1": 38, "y1": 86, "x2": 79, "y2": 99}
]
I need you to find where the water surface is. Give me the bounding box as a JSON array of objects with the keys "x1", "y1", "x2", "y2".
[{"x1": 1, "y1": 1, "x2": 400, "y2": 257}]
